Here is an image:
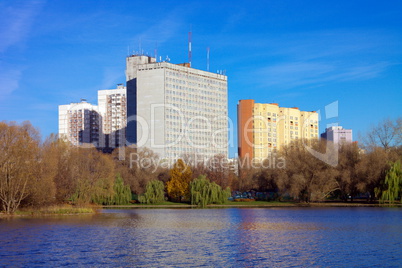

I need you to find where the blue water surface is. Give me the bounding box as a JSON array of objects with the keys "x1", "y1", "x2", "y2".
[{"x1": 0, "y1": 207, "x2": 401, "y2": 267}]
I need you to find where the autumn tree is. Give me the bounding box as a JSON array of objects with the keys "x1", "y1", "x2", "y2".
[
  {"x1": 113, "y1": 147, "x2": 168, "y2": 195},
  {"x1": 255, "y1": 167, "x2": 281, "y2": 193},
  {"x1": 166, "y1": 159, "x2": 192, "y2": 202},
  {"x1": 187, "y1": 153, "x2": 208, "y2": 179},
  {"x1": 234, "y1": 164, "x2": 258, "y2": 192},
  {"x1": 362, "y1": 117, "x2": 402, "y2": 151},
  {"x1": 24, "y1": 136, "x2": 58, "y2": 207},
  {"x1": 0, "y1": 121, "x2": 40, "y2": 214},
  {"x1": 206, "y1": 154, "x2": 231, "y2": 189},
  {"x1": 357, "y1": 147, "x2": 392, "y2": 201},
  {"x1": 334, "y1": 142, "x2": 362, "y2": 201},
  {"x1": 278, "y1": 140, "x2": 338, "y2": 202}
]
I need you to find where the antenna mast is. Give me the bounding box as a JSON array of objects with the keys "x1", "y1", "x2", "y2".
[
  {"x1": 188, "y1": 28, "x2": 192, "y2": 67},
  {"x1": 154, "y1": 42, "x2": 158, "y2": 61}
]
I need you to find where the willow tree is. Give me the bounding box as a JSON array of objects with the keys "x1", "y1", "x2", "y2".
[
  {"x1": 139, "y1": 179, "x2": 165, "y2": 204},
  {"x1": 166, "y1": 159, "x2": 192, "y2": 202},
  {"x1": 190, "y1": 175, "x2": 231, "y2": 208},
  {"x1": 69, "y1": 148, "x2": 115, "y2": 205},
  {"x1": 91, "y1": 174, "x2": 131, "y2": 205},
  {"x1": 379, "y1": 161, "x2": 402, "y2": 204},
  {"x1": 112, "y1": 174, "x2": 132, "y2": 205}
]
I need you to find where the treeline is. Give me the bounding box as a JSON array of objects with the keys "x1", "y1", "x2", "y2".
[
  {"x1": 237, "y1": 118, "x2": 401, "y2": 203},
  {"x1": 0, "y1": 121, "x2": 230, "y2": 213},
  {"x1": 1, "y1": 118, "x2": 401, "y2": 214},
  {"x1": 0, "y1": 121, "x2": 133, "y2": 214},
  {"x1": 239, "y1": 141, "x2": 401, "y2": 203}
]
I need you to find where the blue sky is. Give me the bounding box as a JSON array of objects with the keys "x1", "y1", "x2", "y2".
[{"x1": 1, "y1": 0, "x2": 401, "y2": 156}]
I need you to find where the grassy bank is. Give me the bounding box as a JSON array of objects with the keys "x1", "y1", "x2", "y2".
[
  {"x1": 104, "y1": 201, "x2": 194, "y2": 208},
  {"x1": 10, "y1": 205, "x2": 98, "y2": 216},
  {"x1": 2, "y1": 201, "x2": 400, "y2": 216}
]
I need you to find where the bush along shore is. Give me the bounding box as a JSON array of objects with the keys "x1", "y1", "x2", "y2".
[
  {"x1": 0, "y1": 205, "x2": 98, "y2": 217},
  {"x1": 1, "y1": 119, "x2": 401, "y2": 214},
  {"x1": 102, "y1": 200, "x2": 402, "y2": 209}
]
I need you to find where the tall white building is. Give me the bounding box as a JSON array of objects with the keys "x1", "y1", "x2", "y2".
[
  {"x1": 126, "y1": 55, "x2": 228, "y2": 160},
  {"x1": 58, "y1": 100, "x2": 100, "y2": 147},
  {"x1": 98, "y1": 84, "x2": 127, "y2": 149}
]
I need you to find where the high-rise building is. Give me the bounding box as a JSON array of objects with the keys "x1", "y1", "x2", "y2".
[
  {"x1": 58, "y1": 100, "x2": 100, "y2": 147},
  {"x1": 126, "y1": 55, "x2": 228, "y2": 160},
  {"x1": 321, "y1": 126, "x2": 352, "y2": 144},
  {"x1": 238, "y1": 99, "x2": 319, "y2": 161},
  {"x1": 98, "y1": 84, "x2": 127, "y2": 149}
]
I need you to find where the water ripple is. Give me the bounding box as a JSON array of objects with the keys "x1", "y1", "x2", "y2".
[{"x1": 0, "y1": 207, "x2": 401, "y2": 267}]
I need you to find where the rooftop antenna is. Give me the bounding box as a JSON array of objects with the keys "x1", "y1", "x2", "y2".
[
  {"x1": 139, "y1": 38, "x2": 142, "y2": 55},
  {"x1": 206, "y1": 47, "x2": 210, "y2": 72},
  {"x1": 188, "y1": 26, "x2": 192, "y2": 67},
  {"x1": 154, "y1": 42, "x2": 158, "y2": 61}
]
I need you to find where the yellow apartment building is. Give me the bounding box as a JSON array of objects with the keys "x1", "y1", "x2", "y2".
[{"x1": 238, "y1": 100, "x2": 319, "y2": 161}]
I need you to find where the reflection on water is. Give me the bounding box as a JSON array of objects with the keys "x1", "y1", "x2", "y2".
[{"x1": 0, "y1": 207, "x2": 401, "y2": 267}]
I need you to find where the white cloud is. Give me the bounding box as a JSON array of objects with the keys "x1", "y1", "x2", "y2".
[
  {"x1": 236, "y1": 29, "x2": 401, "y2": 90},
  {"x1": 255, "y1": 61, "x2": 393, "y2": 89},
  {"x1": 0, "y1": 0, "x2": 44, "y2": 53},
  {"x1": 0, "y1": 0, "x2": 44, "y2": 99},
  {"x1": 0, "y1": 65, "x2": 23, "y2": 101}
]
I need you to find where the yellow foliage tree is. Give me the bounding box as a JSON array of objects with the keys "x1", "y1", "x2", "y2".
[
  {"x1": 0, "y1": 121, "x2": 40, "y2": 214},
  {"x1": 166, "y1": 159, "x2": 192, "y2": 202}
]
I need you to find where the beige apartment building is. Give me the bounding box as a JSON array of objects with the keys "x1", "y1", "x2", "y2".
[{"x1": 238, "y1": 99, "x2": 319, "y2": 161}]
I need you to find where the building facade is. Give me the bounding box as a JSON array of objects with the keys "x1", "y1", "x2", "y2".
[
  {"x1": 58, "y1": 100, "x2": 100, "y2": 147},
  {"x1": 238, "y1": 99, "x2": 319, "y2": 161},
  {"x1": 98, "y1": 84, "x2": 127, "y2": 149},
  {"x1": 126, "y1": 55, "x2": 228, "y2": 160},
  {"x1": 321, "y1": 126, "x2": 352, "y2": 144}
]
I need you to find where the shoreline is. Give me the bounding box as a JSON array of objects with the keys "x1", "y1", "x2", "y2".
[
  {"x1": 103, "y1": 202, "x2": 402, "y2": 209},
  {"x1": 2, "y1": 202, "x2": 400, "y2": 217}
]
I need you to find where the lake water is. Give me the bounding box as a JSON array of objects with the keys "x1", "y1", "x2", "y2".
[{"x1": 0, "y1": 207, "x2": 401, "y2": 267}]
